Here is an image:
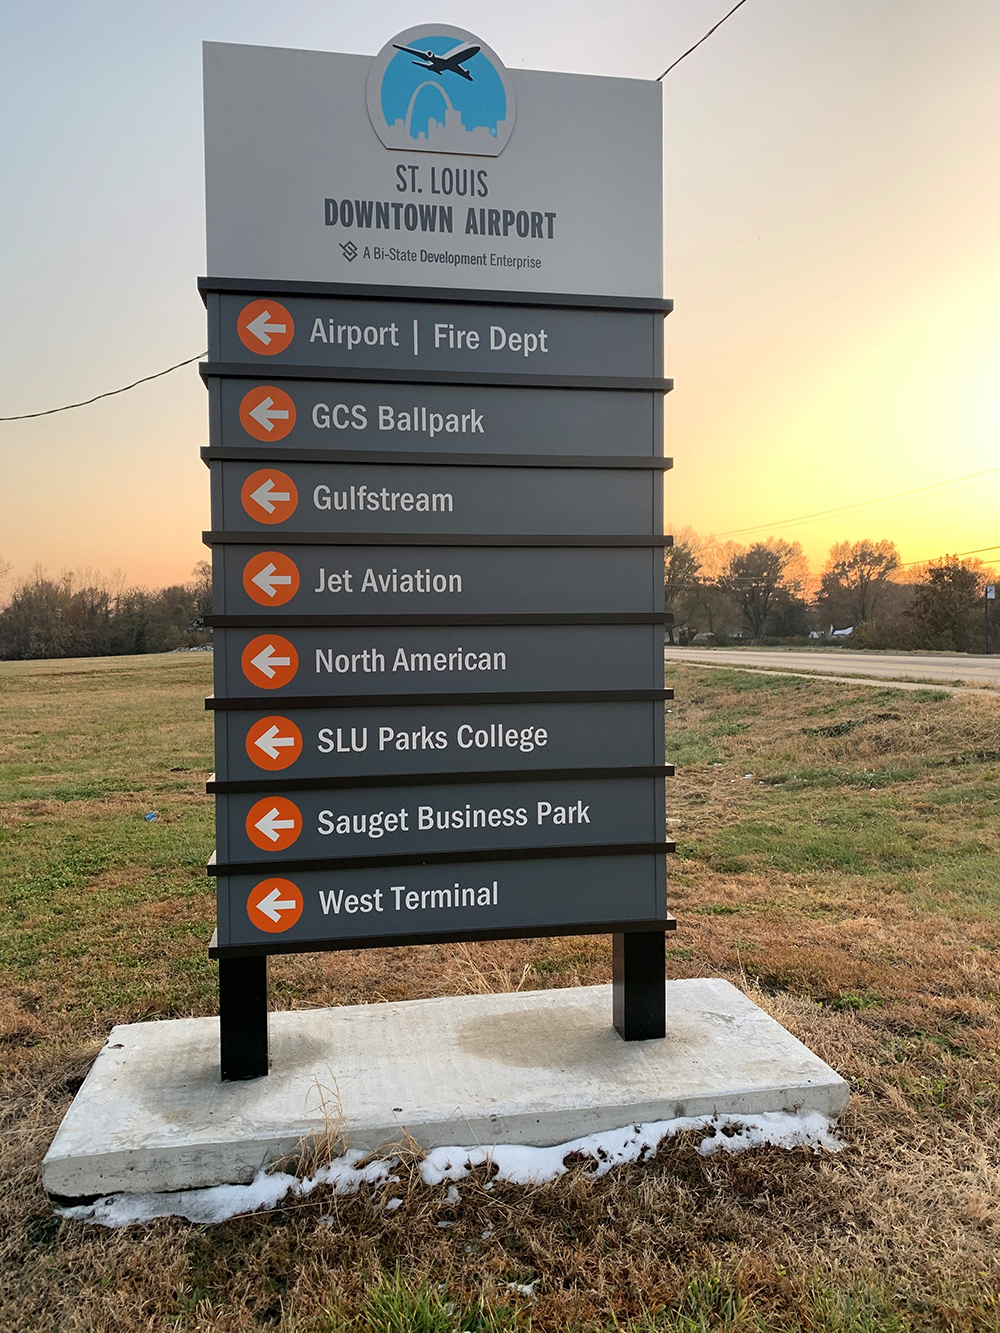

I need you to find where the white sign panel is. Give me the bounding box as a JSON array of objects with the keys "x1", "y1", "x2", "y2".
[{"x1": 203, "y1": 28, "x2": 663, "y2": 297}]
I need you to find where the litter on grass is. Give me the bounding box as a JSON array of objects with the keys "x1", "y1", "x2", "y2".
[{"x1": 57, "y1": 1110, "x2": 843, "y2": 1228}]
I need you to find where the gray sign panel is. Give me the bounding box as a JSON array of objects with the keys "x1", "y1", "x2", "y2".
[
  {"x1": 215, "y1": 853, "x2": 667, "y2": 949},
  {"x1": 211, "y1": 378, "x2": 664, "y2": 457},
  {"x1": 214, "y1": 544, "x2": 663, "y2": 617},
  {"x1": 212, "y1": 459, "x2": 658, "y2": 536},
  {"x1": 214, "y1": 623, "x2": 664, "y2": 698},
  {"x1": 217, "y1": 775, "x2": 664, "y2": 864},
  {"x1": 204, "y1": 43, "x2": 663, "y2": 298},
  {"x1": 213, "y1": 293, "x2": 661, "y2": 379},
  {"x1": 215, "y1": 700, "x2": 663, "y2": 782}
]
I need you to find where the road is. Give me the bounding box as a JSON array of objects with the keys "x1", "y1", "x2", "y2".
[{"x1": 664, "y1": 647, "x2": 1000, "y2": 690}]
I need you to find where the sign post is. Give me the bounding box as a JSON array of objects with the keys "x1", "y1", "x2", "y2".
[
  {"x1": 987, "y1": 584, "x2": 995, "y2": 655},
  {"x1": 201, "y1": 26, "x2": 674, "y2": 1078}
]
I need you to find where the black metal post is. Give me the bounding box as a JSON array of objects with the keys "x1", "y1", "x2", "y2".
[
  {"x1": 613, "y1": 930, "x2": 666, "y2": 1040},
  {"x1": 219, "y1": 955, "x2": 269, "y2": 1080}
]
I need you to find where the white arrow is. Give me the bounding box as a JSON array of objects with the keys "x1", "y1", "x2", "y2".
[
  {"x1": 246, "y1": 309, "x2": 287, "y2": 347},
  {"x1": 254, "y1": 806, "x2": 297, "y2": 843},
  {"x1": 248, "y1": 396, "x2": 290, "y2": 432},
  {"x1": 251, "y1": 563, "x2": 293, "y2": 598},
  {"x1": 254, "y1": 724, "x2": 298, "y2": 760},
  {"x1": 250, "y1": 477, "x2": 292, "y2": 513},
  {"x1": 254, "y1": 886, "x2": 298, "y2": 923},
  {"x1": 249, "y1": 643, "x2": 291, "y2": 679}
]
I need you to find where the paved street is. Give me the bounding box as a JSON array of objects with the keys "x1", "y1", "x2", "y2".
[{"x1": 664, "y1": 647, "x2": 1000, "y2": 690}]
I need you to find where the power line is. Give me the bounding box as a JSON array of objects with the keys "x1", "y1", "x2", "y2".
[
  {"x1": 712, "y1": 467, "x2": 1000, "y2": 538},
  {"x1": 0, "y1": 352, "x2": 206, "y2": 422},
  {"x1": 657, "y1": 0, "x2": 751, "y2": 80},
  {"x1": 897, "y1": 543, "x2": 1000, "y2": 570}
]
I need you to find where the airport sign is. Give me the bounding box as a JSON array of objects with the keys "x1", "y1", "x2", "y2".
[
  {"x1": 215, "y1": 774, "x2": 666, "y2": 866},
  {"x1": 212, "y1": 699, "x2": 663, "y2": 782},
  {"x1": 208, "y1": 378, "x2": 667, "y2": 457},
  {"x1": 214, "y1": 543, "x2": 664, "y2": 617},
  {"x1": 214, "y1": 852, "x2": 668, "y2": 951},
  {"x1": 214, "y1": 623, "x2": 666, "y2": 698},
  {"x1": 211, "y1": 458, "x2": 658, "y2": 536},
  {"x1": 211, "y1": 293, "x2": 663, "y2": 381}
]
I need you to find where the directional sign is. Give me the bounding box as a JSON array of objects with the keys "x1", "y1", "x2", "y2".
[
  {"x1": 239, "y1": 634, "x2": 300, "y2": 689},
  {"x1": 215, "y1": 460, "x2": 656, "y2": 537},
  {"x1": 240, "y1": 468, "x2": 299, "y2": 524},
  {"x1": 246, "y1": 877, "x2": 304, "y2": 932},
  {"x1": 217, "y1": 775, "x2": 665, "y2": 866},
  {"x1": 215, "y1": 700, "x2": 661, "y2": 782},
  {"x1": 216, "y1": 853, "x2": 666, "y2": 949},
  {"x1": 245, "y1": 795, "x2": 303, "y2": 851},
  {"x1": 239, "y1": 385, "x2": 297, "y2": 441},
  {"x1": 219, "y1": 624, "x2": 662, "y2": 699},
  {"x1": 213, "y1": 379, "x2": 665, "y2": 458},
  {"x1": 218, "y1": 294, "x2": 662, "y2": 381},
  {"x1": 241, "y1": 551, "x2": 301, "y2": 606},
  {"x1": 218, "y1": 544, "x2": 662, "y2": 617},
  {"x1": 237, "y1": 300, "x2": 295, "y2": 356},
  {"x1": 244, "y1": 715, "x2": 304, "y2": 771}
]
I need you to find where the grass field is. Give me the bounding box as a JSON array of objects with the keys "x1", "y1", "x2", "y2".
[{"x1": 1, "y1": 653, "x2": 999, "y2": 1331}]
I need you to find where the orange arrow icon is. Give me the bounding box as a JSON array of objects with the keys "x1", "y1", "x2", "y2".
[
  {"x1": 242, "y1": 552, "x2": 300, "y2": 607},
  {"x1": 247, "y1": 877, "x2": 303, "y2": 933},
  {"x1": 237, "y1": 300, "x2": 294, "y2": 356},
  {"x1": 245, "y1": 716, "x2": 303, "y2": 771},
  {"x1": 241, "y1": 634, "x2": 299, "y2": 689},
  {"x1": 245, "y1": 796, "x2": 303, "y2": 851},
  {"x1": 241, "y1": 468, "x2": 299, "y2": 524},
  {"x1": 239, "y1": 385, "x2": 297, "y2": 441}
]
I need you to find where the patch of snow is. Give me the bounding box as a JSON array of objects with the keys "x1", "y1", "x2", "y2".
[
  {"x1": 57, "y1": 1112, "x2": 842, "y2": 1228},
  {"x1": 418, "y1": 1110, "x2": 840, "y2": 1188},
  {"x1": 57, "y1": 1148, "x2": 398, "y2": 1228}
]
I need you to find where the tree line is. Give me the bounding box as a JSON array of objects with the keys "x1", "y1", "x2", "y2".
[
  {"x1": 665, "y1": 534, "x2": 996, "y2": 653},
  {"x1": 0, "y1": 539, "x2": 993, "y2": 660},
  {"x1": 0, "y1": 563, "x2": 213, "y2": 660}
]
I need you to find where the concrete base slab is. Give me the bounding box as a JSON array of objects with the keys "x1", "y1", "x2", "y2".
[{"x1": 43, "y1": 979, "x2": 849, "y2": 1199}]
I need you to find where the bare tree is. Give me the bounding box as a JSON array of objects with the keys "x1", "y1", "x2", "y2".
[
  {"x1": 819, "y1": 539, "x2": 900, "y2": 625},
  {"x1": 717, "y1": 539, "x2": 804, "y2": 639},
  {"x1": 663, "y1": 539, "x2": 701, "y2": 644}
]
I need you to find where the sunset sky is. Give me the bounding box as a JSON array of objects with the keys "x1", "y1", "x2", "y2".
[{"x1": 1, "y1": 0, "x2": 998, "y2": 589}]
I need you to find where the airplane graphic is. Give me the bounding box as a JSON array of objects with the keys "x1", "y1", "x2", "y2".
[{"x1": 392, "y1": 42, "x2": 481, "y2": 82}]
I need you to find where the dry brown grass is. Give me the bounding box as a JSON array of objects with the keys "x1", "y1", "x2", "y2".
[{"x1": 1, "y1": 658, "x2": 1000, "y2": 1330}]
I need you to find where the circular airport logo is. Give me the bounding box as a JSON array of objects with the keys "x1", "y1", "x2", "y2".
[{"x1": 366, "y1": 25, "x2": 515, "y2": 157}]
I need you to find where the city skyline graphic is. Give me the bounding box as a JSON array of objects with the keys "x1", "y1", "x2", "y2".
[{"x1": 369, "y1": 27, "x2": 515, "y2": 155}]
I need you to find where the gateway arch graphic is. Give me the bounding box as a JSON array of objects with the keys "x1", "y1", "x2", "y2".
[
  {"x1": 367, "y1": 25, "x2": 516, "y2": 156},
  {"x1": 404, "y1": 81, "x2": 455, "y2": 141}
]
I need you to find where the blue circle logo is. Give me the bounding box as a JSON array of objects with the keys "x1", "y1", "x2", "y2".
[{"x1": 367, "y1": 25, "x2": 516, "y2": 156}]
